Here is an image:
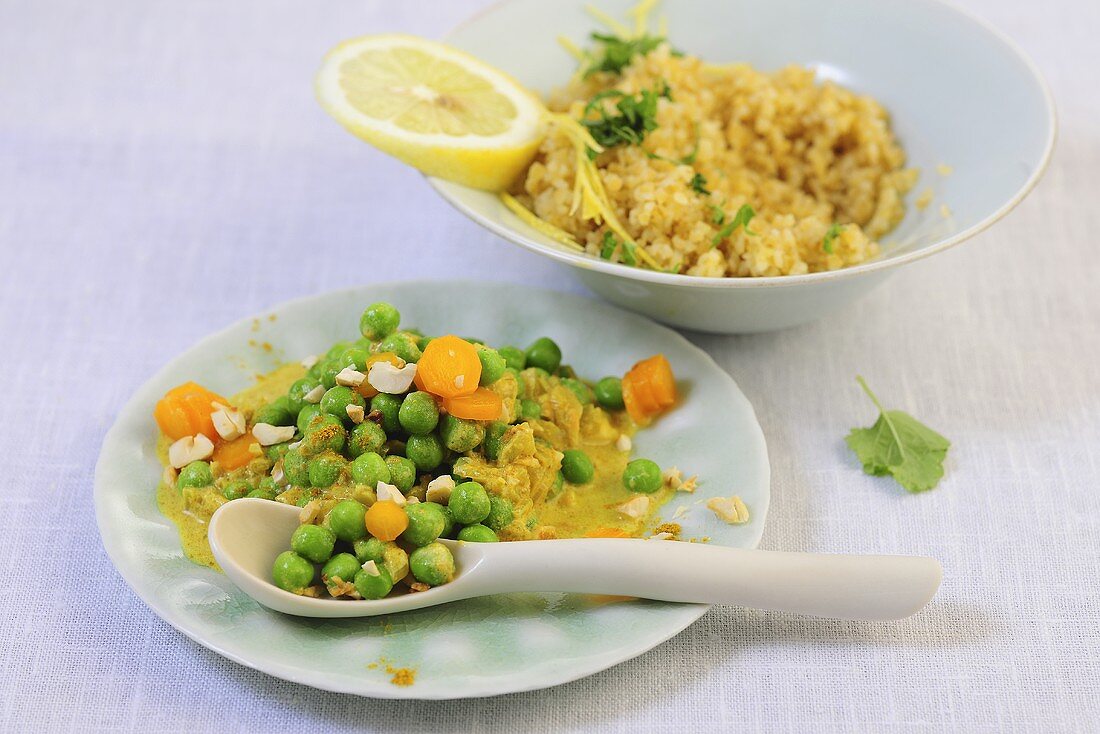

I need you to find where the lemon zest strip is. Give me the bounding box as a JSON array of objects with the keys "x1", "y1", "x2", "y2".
[{"x1": 499, "y1": 192, "x2": 585, "y2": 252}]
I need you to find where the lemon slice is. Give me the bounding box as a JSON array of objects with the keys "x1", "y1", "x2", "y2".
[{"x1": 316, "y1": 34, "x2": 546, "y2": 191}]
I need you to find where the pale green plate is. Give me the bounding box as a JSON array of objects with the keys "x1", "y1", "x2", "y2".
[{"x1": 94, "y1": 282, "x2": 769, "y2": 699}]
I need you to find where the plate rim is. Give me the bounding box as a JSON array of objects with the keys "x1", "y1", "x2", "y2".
[{"x1": 94, "y1": 280, "x2": 770, "y2": 699}]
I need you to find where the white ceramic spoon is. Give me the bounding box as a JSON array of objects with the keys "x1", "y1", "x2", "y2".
[{"x1": 208, "y1": 498, "x2": 942, "y2": 620}]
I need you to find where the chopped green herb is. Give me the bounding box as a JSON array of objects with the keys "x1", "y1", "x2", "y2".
[
  {"x1": 620, "y1": 240, "x2": 638, "y2": 266},
  {"x1": 599, "y1": 231, "x2": 618, "y2": 259},
  {"x1": 711, "y1": 204, "x2": 757, "y2": 246},
  {"x1": 689, "y1": 173, "x2": 710, "y2": 196},
  {"x1": 582, "y1": 84, "x2": 671, "y2": 155},
  {"x1": 680, "y1": 124, "x2": 701, "y2": 165},
  {"x1": 709, "y1": 205, "x2": 726, "y2": 225},
  {"x1": 823, "y1": 222, "x2": 843, "y2": 254},
  {"x1": 845, "y1": 376, "x2": 950, "y2": 493},
  {"x1": 585, "y1": 33, "x2": 666, "y2": 78}
]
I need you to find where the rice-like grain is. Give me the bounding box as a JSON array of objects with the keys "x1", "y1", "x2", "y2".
[{"x1": 516, "y1": 45, "x2": 917, "y2": 277}]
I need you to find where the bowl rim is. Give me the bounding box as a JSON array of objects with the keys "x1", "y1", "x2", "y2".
[{"x1": 432, "y1": 0, "x2": 1058, "y2": 290}]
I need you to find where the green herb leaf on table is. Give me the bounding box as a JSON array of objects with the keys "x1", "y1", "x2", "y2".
[
  {"x1": 845, "y1": 376, "x2": 951, "y2": 493},
  {"x1": 823, "y1": 222, "x2": 843, "y2": 253},
  {"x1": 689, "y1": 172, "x2": 710, "y2": 195}
]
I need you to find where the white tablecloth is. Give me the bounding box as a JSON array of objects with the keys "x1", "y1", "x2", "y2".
[{"x1": 2, "y1": 0, "x2": 1097, "y2": 730}]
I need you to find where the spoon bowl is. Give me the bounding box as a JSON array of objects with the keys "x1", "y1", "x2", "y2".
[{"x1": 209, "y1": 498, "x2": 943, "y2": 621}]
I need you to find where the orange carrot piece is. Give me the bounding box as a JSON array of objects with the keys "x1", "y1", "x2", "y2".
[
  {"x1": 365, "y1": 500, "x2": 408, "y2": 542},
  {"x1": 442, "y1": 387, "x2": 503, "y2": 421},
  {"x1": 154, "y1": 382, "x2": 229, "y2": 440},
  {"x1": 585, "y1": 527, "x2": 630, "y2": 538},
  {"x1": 212, "y1": 434, "x2": 259, "y2": 471},
  {"x1": 416, "y1": 335, "x2": 481, "y2": 398},
  {"x1": 622, "y1": 354, "x2": 676, "y2": 425}
]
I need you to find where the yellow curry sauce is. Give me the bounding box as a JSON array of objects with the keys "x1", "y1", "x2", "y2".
[{"x1": 157, "y1": 362, "x2": 672, "y2": 568}]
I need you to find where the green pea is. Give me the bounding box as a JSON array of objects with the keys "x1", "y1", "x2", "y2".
[
  {"x1": 247, "y1": 487, "x2": 277, "y2": 500},
  {"x1": 359, "y1": 302, "x2": 401, "y2": 340},
  {"x1": 223, "y1": 479, "x2": 252, "y2": 501},
  {"x1": 482, "y1": 422, "x2": 508, "y2": 461},
  {"x1": 498, "y1": 346, "x2": 527, "y2": 371},
  {"x1": 458, "y1": 524, "x2": 499, "y2": 543},
  {"x1": 254, "y1": 396, "x2": 295, "y2": 426},
  {"x1": 556, "y1": 364, "x2": 577, "y2": 379},
  {"x1": 272, "y1": 551, "x2": 314, "y2": 593},
  {"x1": 449, "y1": 481, "x2": 490, "y2": 524},
  {"x1": 302, "y1": 414, "x2": 346, "y2": 454},
  {"x1": 594, "y1": 376, "x2": 625, "y2": 409},
  {"x1": 286, "y1": 377, "x2": 320, "y2": 416},
  {"x1": 519, "y1": 398, "x2": 541, "y2": 421},
  {"x1": 379, "y1": 332, "x2": 422, "y2": 363},
  {"x1": 259, "y1": 475, "x2": 279, "y2": 494},
  {"x1": 416, "y1": 335, "x2": 434, "y2": 352},
  {"x1": 296, "y1": 404, "x2": 322, "y2": 435},
  {"x1": 550, "y1": 470, "x2": 564, "y2": 498},
  {"x1": 264, "y1": 441, "x2": 293, "y2": 463},
  {"x1": 327, "y1": 499, "x2": 368, "y2": 542},
  {"x1": 561, "y1": 449, "x2": 595, "y2": 484},
  {"x1": 338, "y1": 346, "x2": 370, "y2": 371},
  {"x1": 321, "y1": 553, "x2": 362, "y2": 596},
  {"x1": 370, "y1": 393, "x2": 401, "y2": 434},
  {"x1": 560, "y1": 378, "x2": 594, "y2": 405},
  {"x1": 398, "y1": 391, "x2": 439, "y2": 435},
  {"x1": 439, "y1": 414, "x2": 485, "y2": 453},
  {"x1": 326, "y1": 341, "x2": 353, "y2": 359},
  {"x1": 349, "y1": 452, "x2": 390, "y2": 488},
  {"x1": 318, "y1": 359, "x2": 343, "y2": 389},
  {"x1": 405, "y1": 434, "x2": 444, "y2": 472},
  {"x1": 409, "y1": 542, "x2": 456, "y2": 586},
  {"x1": 283, "y1": 449, "x2": 310, "y2": 486},
  {"x1": 623, "y1": 458, "x2": 663, "y2": 493},
  {"x1": 307, "y1": 453, "x2": 345, "y2": 488},
  {"x1": 291, "y1": 523, "x2": 336, "y2": 563},
  {"x1": 385, "y1": 455, "x2": 417, "y2": 492},
  {"x1": 352, "y1": 537, "x2": 386, "y2": 565},
  {"x1": 354, "y1": 564, "x2": 395, "y2": 600},
  {"x1": 439, "y1": 505, "x2": 456, "y2": 538},
  {"x1": 484, "y1": 495, "x2": 514, "y2": 532},
  {"x1": 348, "y1": 420, "x2": 387, "y2": 458},
  {"x1": 476, "y1": 347, "x2": 507, "y2": 385},
  {"x1": 320, "y1": 386, "x2": 365, "y2": 424},
  {"x1": 177, "y1": 461, "x2": 213, "y2": 489},
  {"x1": 401, "y1": 502, "x2": 447, "y2": 547},
  {"x1": 525, "y1": 337, "x2": 562, "y2": 373}
]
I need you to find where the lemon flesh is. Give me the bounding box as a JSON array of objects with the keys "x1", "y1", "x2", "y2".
[{"x1": 316, "y1": 35, "x2": 546, "y2": 191}]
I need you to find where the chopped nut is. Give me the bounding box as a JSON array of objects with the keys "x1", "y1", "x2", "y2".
[
  {"x1": 672, "y1": 505, "x2": 688, "y2": 520},
  {"x1": 367, "y1": 361, "x2": 417, "y2": 394},
  {"x1": 707, "y1": 496, "x2": 750, "y2": 525},
  {"x1": 376, "y1": 482, "x2": 406, "y2": 506},
  {"x1": 301, "y1": 355, "x2": 320, "y2": 370},
  {"x1": 252, "y1": 423, "x2": 296, "y2": 446},
  {"x1": 616, "y1": 434, "x2": 632, "y2": 452},
  {"x1": 325, "y1": 577, "x2": 357, "y2": 597},
  {"x1": 662, "y1": 466, "x2": 683, "y2": 488},
  {"x1": 407, "y1": 581, "x2": 431, "y2": 593},
  {"x1": 677, "y1": 475, "x2": 699, "y2": 493},
  {"x1": 162, "y1": 466, "x2": 178, "y2": 486},
  {"x1": 335, "y1": 367, "x2": 366, "y2": 387},
  {"x1": 298, "y1": 500, "x2": 322, "y2": 524},
  {"x1": 426, "y1": 475, "x2": 456, "y2": 504},
  {"x1": 346, "y1": 404, "x2": 365, "y2": 424},
  {"x1": 360, "y1": 560, "x2": 381, "y2": 576},
  {"x1": 303, "y1": 385, "x2": 325, "y2": 404},
  {"x1": 649, "y1": 532, "x2": 673, "y2": 541},
  {"x1": 168, "y1": 434, "x2": 215, "y2": 468},
  {"x1": 210, "y1": 404, "x2": 246, "y2": 441},
  {"x1": 616, "y1": 496, "x2": 650, "y2": 519},
  {"x1": 271, "y1": 462, "x2": 287, "y2": 487}
]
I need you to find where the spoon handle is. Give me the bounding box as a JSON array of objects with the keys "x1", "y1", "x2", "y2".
[{"x1": 467, "y1": 540, "x2": 942, "y2": 621}]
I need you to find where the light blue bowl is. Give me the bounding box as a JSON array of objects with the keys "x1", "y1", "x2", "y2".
[{"x1": 432, "y1": 0, "x2": 1056, "y2": 333}]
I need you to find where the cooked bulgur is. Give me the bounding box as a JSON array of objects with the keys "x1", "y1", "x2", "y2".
[{"x1": 516, "y1": 45, "x2": 917, "y2": 277}]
